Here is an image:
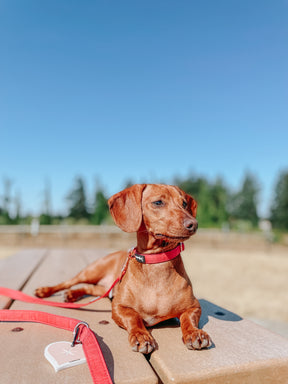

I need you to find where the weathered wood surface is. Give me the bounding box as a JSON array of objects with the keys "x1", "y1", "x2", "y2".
[
  {"x1": 0, "y1": 249, "x2": 158, "y2": 384},
  {"x1": 0, "y1": 249, "x2": 46, "y2": 309},
  {"x1": 1, "y1": 248, "x2": 288, "y2": 384},
  {"x1": 150, "y1": 300, "x2": 288, "y2": 383}
]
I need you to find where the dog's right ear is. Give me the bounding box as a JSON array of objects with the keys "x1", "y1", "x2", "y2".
[{"x1": 108, "y1": 184, "x2": 147, "y2": 233}]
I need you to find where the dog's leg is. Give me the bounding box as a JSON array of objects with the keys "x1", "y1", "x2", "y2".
[
  {"x1": 35, "y1": 262, "x2": 104, "y2": 298},
  {"x1": 35, "y1": 251, "x2": 125, "y2": 299},
  {"x1": 180, "y1": 302, "x2": 212, "y2": 350},
  {"x1": 35, "y1": 275, "x2": 85, "y2": 298},
  {"x1": 64, "y1": 284, "x2": 107, "y2": 302},
  {"x1": 112, "y1": 305, "x2": 156, "y2": 354}
]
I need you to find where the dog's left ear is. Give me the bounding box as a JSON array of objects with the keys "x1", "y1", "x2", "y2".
[
  {"x1": 186, "y1": 194, "x2": 197, "y2": 218},
  {"x1": 108, "y1": 184, "x2": 147, "y2": 232}
]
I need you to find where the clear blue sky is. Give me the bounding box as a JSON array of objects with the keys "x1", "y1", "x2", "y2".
[{"x1": 0, "y1": 0, "x2": 287, "y2": 217}]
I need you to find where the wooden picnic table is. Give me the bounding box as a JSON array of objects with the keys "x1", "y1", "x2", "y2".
[{"x1": 1, "y1": 248, "x2": 288, "y2": 384}]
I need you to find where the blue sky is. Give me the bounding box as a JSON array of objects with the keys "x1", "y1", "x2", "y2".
[{"x1": 0, "y1": 0, "x2": 287, "y2": 217}]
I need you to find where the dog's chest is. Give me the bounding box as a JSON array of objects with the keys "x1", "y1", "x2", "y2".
[
  {"x1": 133, "y1": 270, "x2": 193, "y2": 326},
  {"x1": 138, "y1": 287, "x2": 171, "y2": 315}
]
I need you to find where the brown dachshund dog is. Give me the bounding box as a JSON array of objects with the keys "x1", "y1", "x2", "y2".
[{"x1": 35, "y1": 184, "x2": 212, "y2": 353}]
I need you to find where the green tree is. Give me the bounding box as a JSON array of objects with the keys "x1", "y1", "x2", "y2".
[
  {"x1": 91, "y1": 189, "x2": 110, "y2": 225},
  {"x1": 176, "y1": 175, "x2": 228, "y2": 227},
  {"x1": 0, "y1": 178, "x2": 13, "y2": 224},
  {"x1": 0, "y1": 207, "x2": 3, "y2": 224},
  {"x1": 270, "y1": 171, "x2": 288, "y2": 230},
  {"x1": 228, "y1": 172, "x2": 259, "y2": 227},
  {"x1": 40, "y1": 180, "x2": 53, "y2": 224},
  {"x1": 66, "y1": 177, "x2": 90, "y2": 220},
  {"x1": 209, "y1": 178, "x2": 229, "y2": 225},
  {"x1": 12, "y1": 191, "x2": 22, "y2": 224}
]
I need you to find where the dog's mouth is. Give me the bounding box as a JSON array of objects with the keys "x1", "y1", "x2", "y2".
[{"x1": 154, "y1": 233, "x2": 193, "y2": 241}]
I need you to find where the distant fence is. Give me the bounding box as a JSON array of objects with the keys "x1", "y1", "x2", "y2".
[
  {"x1": 0, "y1": 225, "x2": 223, "y2": 235},
  {"x1": 0, "y1": 225, "x2": 122, "y2": 235},
  {"x1": 0, "y1": 224, "x2": 271, "y2": 240}
]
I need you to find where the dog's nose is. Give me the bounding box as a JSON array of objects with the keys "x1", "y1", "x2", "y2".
[{"x1": 184, "y1": 217, "x2": 198, "y2": 232}]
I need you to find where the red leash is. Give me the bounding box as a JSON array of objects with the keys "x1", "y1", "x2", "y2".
[
  {"x1": 0, "y1": 277, "x2": 120, "y2": 309},
  {"x1": 0, "y1": 309, "x2": 113, "y2": 384},
  {"x1": 0, "y1": 254, "x2": 133, "y2": 384}
]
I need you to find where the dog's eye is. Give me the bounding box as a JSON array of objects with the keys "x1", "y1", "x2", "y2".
[
  {"x1": 182, "y1": 201, "x2": 188, "y2": 209},
  {"x1": 152, "y1": 200, "x2": 164, "y2": 207}
]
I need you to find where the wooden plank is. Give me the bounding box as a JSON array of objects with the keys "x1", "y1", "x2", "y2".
[
  {"x1": 1, "y1": 249, "x2": 158, "y2": 384},
  {"x1": 81, "y1": 248, "x2": 115, "y2": 265},
  {"x1": 0, "y1": 249, "x2": 46, "y2": 309},
  {"x1": 149, "y1": 299, "x2": 288, "y2": 384}
]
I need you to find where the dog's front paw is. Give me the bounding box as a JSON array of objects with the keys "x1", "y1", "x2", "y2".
[
  {"x1": 183, "y1": 329, "x2": 212, "y2": 350},
  {"x1": 35, "y1": 287, "x2": 53, "y2": 298},
  {"x1": 129, "y1": 330, "x2": 156, "y2": 354}
]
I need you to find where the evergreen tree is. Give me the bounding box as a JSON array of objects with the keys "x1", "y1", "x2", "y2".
[
  {"x1": 91, "y1": 189, "x2": 110, "y2": 225},
  {"x1": 209, "y1": 178, "x2": 229, "y2": 225},
  {"x1": 13, "y1": 191, "x2": 22, "y2": 224},
  {"x1": 66, "y1": 177, "x2": 90, "y2": 220},
  {"x1": 228, "y1": 172, "x2": 259, "y2": 226},
  {"x1": 1, "y1": 178, "x2": 13, "y2": 224},
  {"x1": 270, "y1": 171, "x2": 288, "y2": 230},
  {"x1": 40, "y1": 180, "x2": 53, "y2": 224},
  {"x1": 176, "y1": 175, "x2": 228, "y2": 227}
]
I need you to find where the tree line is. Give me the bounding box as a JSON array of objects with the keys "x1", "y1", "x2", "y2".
[{"x1": 0, "y1": 171, "x2": 288, "y2": 231}]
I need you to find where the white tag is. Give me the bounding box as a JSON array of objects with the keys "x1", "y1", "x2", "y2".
[{"x1": 44, "y1": 341, "x2": 86, "y2": 372}]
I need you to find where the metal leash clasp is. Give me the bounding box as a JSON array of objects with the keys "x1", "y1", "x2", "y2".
[
  {"x1": 71, "y1": 321, "x2": 89, "y2": 347},
  {"x1": 128, "y1": 246, "x2": 136, "y2": 259},
  {"x1": 117, "y1": 247, "x2": 136, "y2": 285}
]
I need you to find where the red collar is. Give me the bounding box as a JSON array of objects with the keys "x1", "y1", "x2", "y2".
[{"x1": 130, "y1": 243, "x2": 184, "y2": 264}]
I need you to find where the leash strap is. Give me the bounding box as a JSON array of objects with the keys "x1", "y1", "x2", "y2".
[
  {"x1": 0, "y1": 280, "x2": 119, "y2": 309},
  {"x1": 0, "y1": 309, "x2": 113, "y2": 384}
]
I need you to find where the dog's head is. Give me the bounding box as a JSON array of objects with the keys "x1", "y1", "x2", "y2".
[{"x1": 108, "y1": 184, "x2": 198, "y2": 242}]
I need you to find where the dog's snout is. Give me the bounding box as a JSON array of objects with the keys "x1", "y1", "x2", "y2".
[{"x1": 184, "y1": 217, "x2": 198, "y2": 232}]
